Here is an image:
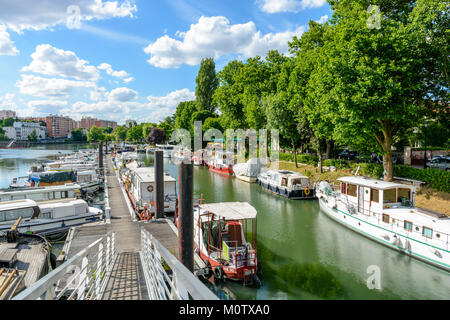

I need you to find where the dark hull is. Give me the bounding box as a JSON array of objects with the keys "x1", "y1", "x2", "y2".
[{"x1": 258, "y1": 180, "x2": 316, "y2": 199}]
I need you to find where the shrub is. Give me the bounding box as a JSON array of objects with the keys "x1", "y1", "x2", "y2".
[
  {"x1": 279, "y1": 152, "x2": 318, "y2": 165},
  {"x1": 323, "y1": 159, "x2": 350, "y2": 169},
  {"x1": 393, "y1": 165, "x2": 450, "y2": 193}
]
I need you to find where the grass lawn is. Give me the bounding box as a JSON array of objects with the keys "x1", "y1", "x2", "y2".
[{"x1": 270, "y1": 161, "x2": 450, "y2": 216}]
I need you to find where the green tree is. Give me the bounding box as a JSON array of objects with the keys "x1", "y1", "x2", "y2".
[
  {"x1": 126, "y1": 124, "x2": 143, "y2": 142},
  {"x1": 27, "y1": 130, "x2": 38, "y2": 142},
  {"x1": 87, "y1": 126, "x2": 106, "y2": 142},
  {"x1": 195, "y1": 58, "x2": 218, "y2": 112},
  {"x1": 174, "y1": 101, "x2": 197, "y2": 132},
  {"x1": 1, "y1": 118, "x2": 14, "y2": 127},
  {"x1": 104, "y1": 126, "x2": 113, "y2": 134},
  {"x1": 114, "y1": 126, "x2": 128, "y2": 141},
  {"x1": 71, "y1": 128, "x2": 87, "y2": 142}
]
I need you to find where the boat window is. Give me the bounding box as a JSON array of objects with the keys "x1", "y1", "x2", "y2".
[
  {"x1": 347, "y1": 184, "x2": 357, "y2": 197},
  {"x1": 383, "y1": 189, "x2": 396, "y2": 203},
  {"x1": 397, "y1": 188, "x2": 410, "y2": 202},
  {"x1": 370, "y1": 189, "x2": 379, "y2": 203},
  {"x1": 382, "y1": 213, "x2": 390, "y2": 223},
  {"x1": 281, "y1": 178, "x2": 288, "y2": 186},
  {"x1": 55, "y1": 192, "x2": 62, "y2": 199},
  {"x1": 49, "y1": 192, "x2": 54, "y2": 200},
  {"x1": 341, "y1": 183, "x2": 347, "y2": 194},
  {"x1": 404, "y1": 220, "x2": 413, "y2": 231},
  {"x1": 1, "y1": 207, "x2": 35, "y2": 221},
  {"x1": 423, "y1": 227, "x2": 432, "y2": 239},
  {"x1": 63, "y1": 191, "x2": 68, "y2": 198}
]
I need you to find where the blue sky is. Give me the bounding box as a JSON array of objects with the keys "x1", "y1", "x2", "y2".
[{"x1": 0, "y1": 0, "x2": 331, "y2": 124}]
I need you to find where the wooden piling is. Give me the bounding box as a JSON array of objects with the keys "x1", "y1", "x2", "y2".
[
  {"x1": 154, "y1": 150, "x2": 164, "y2": 219},
  {"x1": 177, "y1": 162, "x2": 194, "y2": 272}
]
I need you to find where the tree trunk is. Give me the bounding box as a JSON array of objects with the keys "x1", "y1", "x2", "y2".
[
  {"x1": 325, "y1": 140, "x2": 333, "y2": 159},
  {"x1": 317, "y1": 147, "x2": 322, "y2": 174},
  {"x1": 292, "y1": 138, "x2": 298, "y2": 168},
  {"x1": 381, "y1": 127, "x2": 393, "y2": 181}
]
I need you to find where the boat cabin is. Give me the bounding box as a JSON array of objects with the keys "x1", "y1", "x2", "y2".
[
  {"x1": 194, "y1": 202, "x2": 259, "y2": 282},
  {"x1": 127, "y1": 167, "x2": 177, "y2": 212},
  {"x1": 0, "y1": 184, "x2": 81, "y2": 202},
  {"x1": 338, "y1": 176, "x2": 416, "y2": 214},
  {"x1": 258, "y1": 170, "x2": 315, "y2": 199},
  {"x1": 0, "y1": 199, "x2": 40, "y2": 226}
]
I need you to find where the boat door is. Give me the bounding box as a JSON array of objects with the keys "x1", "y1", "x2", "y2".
[{"x1": 358, "y1": 185, "x2": 364, "y2": 213}]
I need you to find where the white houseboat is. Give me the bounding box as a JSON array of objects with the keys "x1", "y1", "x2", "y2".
[
  {"x1": 123, "y1": 167, "x2": 177, "y2": 219},
  {"x1": 0, "y1": 184, "x2": 81, "y2": 202},
  {"x1": 316, "y1": 176, "x2": 450, "y2": 272},
  {"x1": 257, "y1": 170, "x2": 315, "y2": 199},
  {"x1": 0, "y1": 199, "x2": 103, "y2": 237}
]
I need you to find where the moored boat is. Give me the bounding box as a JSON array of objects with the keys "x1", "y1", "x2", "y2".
[
  {"x1": 316, "y1": 176, "x2": 450, "y2": 272},
  {"x1": 257, "y1": 169, "x2": 316, "y2": 199},
  {"x1": 208, "y1": 150, "x2": 234, "y2": 175},
  {"x1": 0, "y1": 198, "x2": 103, "y2": 238},
  {"x1": 155, "y1": 144, "x2": 176, "y2": 158},
  {"x1": 190, "y1": 202, "x2": 261, "y2": 285},
  {"x1": 233, "y1": 158, "x2": 267, "y2": 183}
]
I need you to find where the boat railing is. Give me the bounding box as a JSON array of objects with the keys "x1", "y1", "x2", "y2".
[
  {"x1": 12, "y1": 232, "x2": 116, "y2": 300},
  {"x1": 357, "y1": 207, "x2": 449, "y2": 251},
  {"x1": 141, "y1": 228, "x2": 218, "y2": 300}
]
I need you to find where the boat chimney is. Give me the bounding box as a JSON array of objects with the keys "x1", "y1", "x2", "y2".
[
  {"x1": 154, "y1": 150, "x2": 164, "y2": 219},
  {"x1": 177, "y1": 162, "x2": 194, "y2": 272}
]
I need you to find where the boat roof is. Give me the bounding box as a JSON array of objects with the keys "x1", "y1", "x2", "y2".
[
  {"x1": 199, "y1": 202, "x2": 257, "y2": 220},
  {"x1": 338, "y1": 176, "x2": 414, "y2": 190},
  {"x1": 131, "y1": 167, "x2": 176, "y2": 182},
  {"x1": 0, "y1": 183, "x2": 81, "y2": 195},
  {"x1": 267, "y1": 170, "x2": 309, "y2": 179},
  {"x1": 0, "y1": 199, "x2": 37, "y2": 210}
]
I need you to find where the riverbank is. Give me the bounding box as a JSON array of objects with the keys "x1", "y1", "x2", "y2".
[{"x1": 271, "y1": 160, "x2": 450, "y2": 216}]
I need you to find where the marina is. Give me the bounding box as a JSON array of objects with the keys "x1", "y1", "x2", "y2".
[{"x1": 0, "y1": 145, "x2": 449, "y2": 300}]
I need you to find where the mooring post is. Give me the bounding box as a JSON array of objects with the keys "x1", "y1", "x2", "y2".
[
  {"x1": 177, "y1": 162, "x2": 194, "y2": 272},
  {"x1": 154, "y1": 150, "x2": 164, "y2": 219},
  {"x1": 99, "y1": 141, "x2": 104, "y2": 170}
]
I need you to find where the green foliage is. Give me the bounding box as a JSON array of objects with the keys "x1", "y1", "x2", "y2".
[
  {"x1": 71, "y1": 129, "x2": 87, "y2": 142},
  {"x1": 114, "y1": 126, "x2": 128, "y2": 141},
  {"x1": 0, "y1": 117, "x2": 15, "y2": 127},
  {"x1": 195, "y1": 58, "x2": 218, "y2": 112},
  {"x1": 126, "y1": 124, "x2": 143, "y2": 142},
  {"x1": 87, "y1": 126, "x2": 106, "y2": 142},
  {"x1": 394, "y1": 165, "x2": 450, "y2": 193},
  {"x1": 279, "y1": 152, "x2": 318, "y2": 165},
  {"x1": 323, "y1": 159, "x2": 350, "y2": 169}
]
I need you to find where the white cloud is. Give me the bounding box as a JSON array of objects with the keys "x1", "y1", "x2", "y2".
[
  {"x1": 316, "y1": 15, "x2": 328, "y2": 24},
  {"x1": 0, "y1": 0, "x2": 137, "y2": 33},
  {"x1": 0, "y1": 25, "x2": 19, "y2": 56},
  {"x1": 65, "y1": 88, "x2": 195, "y2": 123},
  {"x1": 107, "y1": 87, "x2": 138, "y2": 101},
  {"x1": 16, "y1": 74, "x2": 96, "y2": 98},
  {"x1": 27, "y1": 100, "x2": 68, "y2": 114},
  {"x1": 258, "y1": 0, "x2": 327, "y2": 13},
  {"x1": 97, "y1": 62, "x2": 133, "y2": 82},
  {"x1": 22, "y1": 44, "x2": 100, "y2": 81},
  {"x1": 144, "y1": 16, "x2": 304, "y2": 68}
]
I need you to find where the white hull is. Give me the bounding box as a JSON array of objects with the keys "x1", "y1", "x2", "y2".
[
  {"x1": 235, "y1": 174, "x2": 257, "y2": 183},
  {"x1": 318, "y1": 197, "x2": 450, "y2": 272},
  {"x1": 0, "y1": 211, "x2": 103, "y2": 236}
]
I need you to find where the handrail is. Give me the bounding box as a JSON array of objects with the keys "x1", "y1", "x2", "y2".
[
  {"x1": 13, "y1": 232, "x2": 116, "y2": 300},
  {"x1": 140, "y1": 228, "x2": 218, "y2": 300}
]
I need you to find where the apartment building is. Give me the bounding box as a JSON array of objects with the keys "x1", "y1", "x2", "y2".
[{"x1": 0, "y1": 110, "x2": 16, "y2": 120}]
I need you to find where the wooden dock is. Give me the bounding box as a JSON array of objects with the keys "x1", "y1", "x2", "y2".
[{"x1": 61, "y1": 154, "x2": 185, "y2": 300}]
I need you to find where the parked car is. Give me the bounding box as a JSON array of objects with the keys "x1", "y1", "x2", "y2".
[
  {"x1": 426, "y1": 157, "x2": 450, "y2": 171},
  {"x1": 337, "y1": 149, "x2": 357, "y2": 160}
]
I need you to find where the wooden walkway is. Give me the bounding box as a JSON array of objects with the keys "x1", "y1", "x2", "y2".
[{"x1": 62, "y1": 154, "x2": 183, "y2": 300}]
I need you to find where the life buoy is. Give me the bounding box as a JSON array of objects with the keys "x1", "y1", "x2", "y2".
[
  {"x1": 304, "y1": 186, "x2": 311, "y2": 196},
  {"x1": 147, "y1": 185, "x2": 154, "y2": 192},
  {"x1": 140, "y1": 208, "x2": 151, "y2": 221}
]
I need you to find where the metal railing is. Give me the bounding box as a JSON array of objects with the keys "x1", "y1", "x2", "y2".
[
  {"x1": 140, "y1": 228, "x2": 218, "y2": 300},
  {"x1": 13, "y1": 233, "x2": 116, "y2": 300}
]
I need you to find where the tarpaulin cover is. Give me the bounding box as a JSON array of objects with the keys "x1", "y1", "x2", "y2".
[
  {"x1": 29, "y1": 171, "x2": 76, "y2": 183},
  {"x1": 233, "y1": 158, "x2": 267, "y2": 177}
]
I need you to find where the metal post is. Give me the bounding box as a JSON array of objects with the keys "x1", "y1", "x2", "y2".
[
  {"x1": 154, "y1": 150, "x2": 164, "y2": 219},
  {"x1": 99, "y1": 142, "x2": 104, "y2": 169},
  {"x1": 177, "y1": 162, "x2": 194, "y2": 272}
]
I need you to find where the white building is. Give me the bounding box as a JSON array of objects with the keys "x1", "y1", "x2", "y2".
[
  {"x1": 0, "y1": 110, "x2": 16, "y2": 120},
  {"x1": 2, "y1": 121, "x2": 47, "y2": 140}
]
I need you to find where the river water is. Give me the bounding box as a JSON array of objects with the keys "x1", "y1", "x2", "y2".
[{"x1": 1, "y1": 145, "x2": 449, "y2": 300}]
